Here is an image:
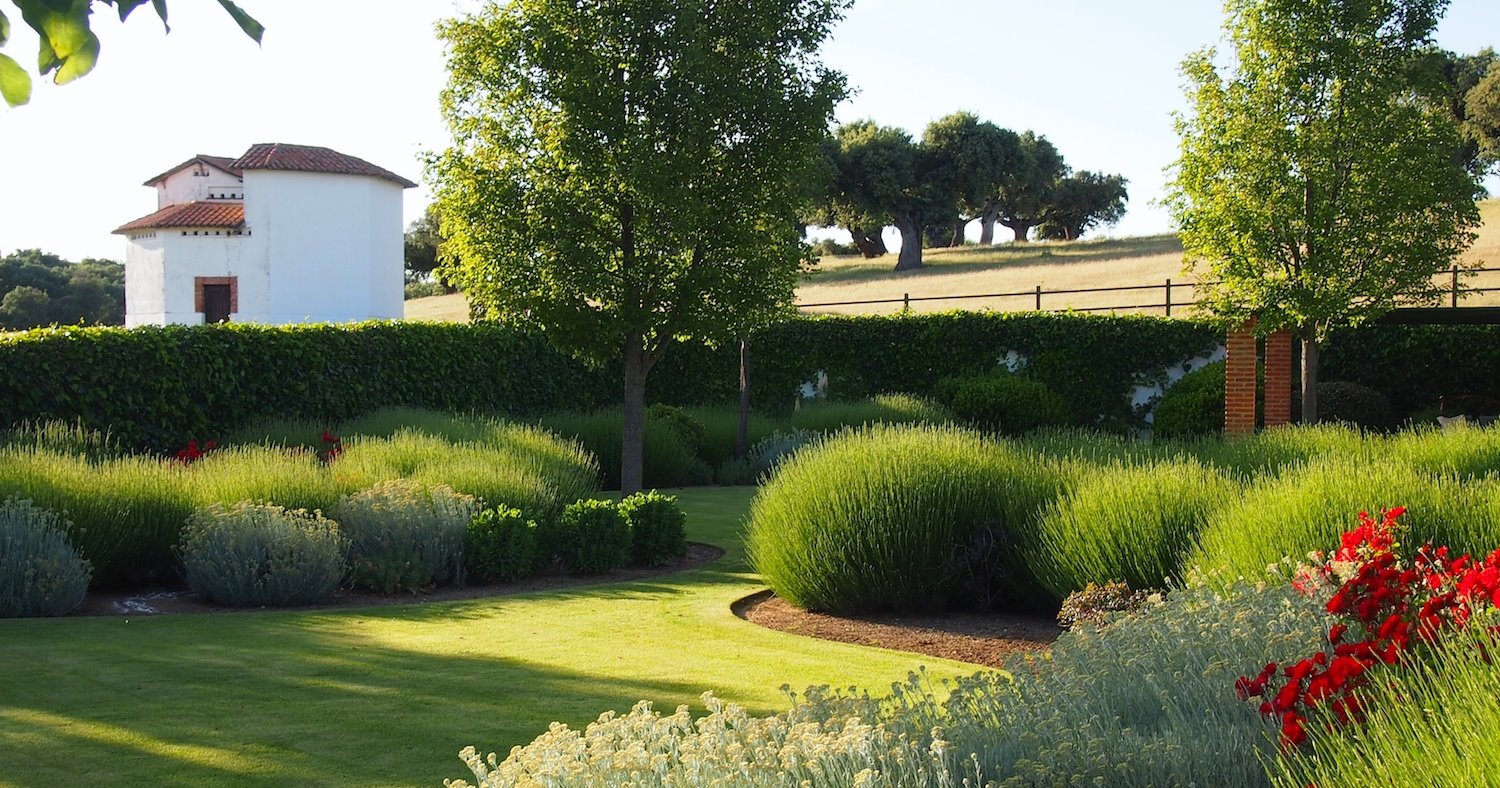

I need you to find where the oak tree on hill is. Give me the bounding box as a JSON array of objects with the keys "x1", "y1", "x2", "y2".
[
  {"x1": 1036, "y1": 171, "x2": 1129, "y2": 241},
  {"x1": 993, "y1": 131, "x2": 1066, "y2": 243},
  {"x1": 824, "y1": 120, "x2": 955, "y2": 271},
  {"x1": 430, "y1": 0, "x2": 847, "y2": 494},
  {"x1": 0, "y1": 0, "x2": 261, "y2": 107},
  {"x1": 1167, "y1": 0, "x2": 1481, "y2": 424},
  {"x1": 1418, "y1": 47, "x2": 1499, "y2": 178},
  {"x1": 922, "y1": 112, "x2": 1024, "y2": 247},
  {"x1": 802, "y1": 135, "x2": 888, "y2": 258}
]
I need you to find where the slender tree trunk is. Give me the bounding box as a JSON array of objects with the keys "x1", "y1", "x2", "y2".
[
  {"x1": 979, "y1": 206, "x2": 998, "y2": 245},
  {"x1": 950, "y1": 219, "x2": 967, "y2": 247},
  {"x1": 622, "y1": 333, "x2": 648, "y2": 494},
  {"x1": 1300, "y1": 324, "x2": 1319, "y2": 425},
  {"x1": 736, "y1": 338, "x2": 750, "y2": 460},
  {"x1": 893, "y1": 215, "x2": 924, "y2": 271}
]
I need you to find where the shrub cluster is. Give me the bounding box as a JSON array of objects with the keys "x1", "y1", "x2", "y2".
[
  {"x1": 555, "y1": 499, "x2": 631, "y2": 575},
  {"x1": 946, "y1": 373, "x2": 1072, "y2": 435},
  {"x1": 333, "y1": 479, "x2": 479, "y2": 595},
  {"x1": 178, "y1": 502, "x2": 346, "y2": 607},
  {"x1": 464, "y1": 506, "x2": 538, "y2": 584},
  {"x1": 0, "y1": 498, "x2": 91, "y2": 617},
  {"x1": 618, "y1": 490, "x2": 688, "y2": 567}
]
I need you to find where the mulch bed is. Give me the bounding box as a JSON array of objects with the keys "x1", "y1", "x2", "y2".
[
  {"x1": 735, "y1": 590, "x2": 1061, "y2": 669},
  {"x1": 75, "y1": 542, "x2": 725, "y2": 617}
]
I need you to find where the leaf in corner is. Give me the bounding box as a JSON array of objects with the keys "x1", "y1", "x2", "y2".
[
  {"x1": 215, "y1": 0, "x2": 264, "y2": 44},
  {"x1": 0, "y1": 53, "x2": 31, "y2": 106}
]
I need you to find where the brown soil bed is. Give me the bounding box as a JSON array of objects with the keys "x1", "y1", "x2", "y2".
[
  {"x1": 76, "y1": 542, "x2": 724, "y2": 617},
  {"x1": 736, "y1": 591, "x2": 1061, "y2": 669}
]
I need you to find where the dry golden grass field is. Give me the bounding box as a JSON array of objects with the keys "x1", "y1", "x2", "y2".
[{"x1": 405, "y1": 199, "x2": 1500, "y2": 322}]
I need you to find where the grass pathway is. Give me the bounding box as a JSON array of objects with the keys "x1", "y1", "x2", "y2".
[{"x1": 0, "y1": 487, "x2": 978, "y2": 787}]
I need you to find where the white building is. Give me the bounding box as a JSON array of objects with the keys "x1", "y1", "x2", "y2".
[{"x1": 114, "y1": 143, "x2": 416, "y2": 327}]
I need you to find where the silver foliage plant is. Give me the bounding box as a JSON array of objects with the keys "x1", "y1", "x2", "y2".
[
  {"x1": 449, "y1": 580, "x2": 1329, "y2": 787},
  {"x1": 179, "y1": 502, "x2": 346, "y2": 608},
  {"x1": 0, "y1": 497, "x2": 91, "y2": 617}
]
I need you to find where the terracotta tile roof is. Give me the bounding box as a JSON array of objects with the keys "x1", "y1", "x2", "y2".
[
  {"x1": 142, "y1": 155, "x2": 243, "y2": 186},
  {"x1": 231, "y1": 142, "x2": 417, "y2": 188},
  {"x1": 113, "y1": 202, "x2": 246, "y2": 234}
]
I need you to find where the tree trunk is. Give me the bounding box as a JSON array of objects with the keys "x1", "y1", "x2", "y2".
[
  {"x1": 1001, "y1": 219, "x2": 1033, "y2": 243},
  {"x1": 1300, "y1": 324, "x2": 1319, "y2": 425},
  {"x1": 950, "y1": 219, "x2": 967, "y2": 247},
  {"x1": 978, "y1": 206, "x2": 998, "y2": 245},
  {"x1": 893, "y1": 216, "x2": 924, "y2": 271},
  {"x1": 622, "y1": 334, "x2": 648, "y2": 495},
  {"x1": 736, "y1": 338, "x2": 750, "y2": 460}
]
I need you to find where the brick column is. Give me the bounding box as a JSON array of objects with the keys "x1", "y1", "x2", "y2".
[
  {"x1": 1225, "y1": 318, "x2": 1258, "y2": 436},
  {"x1": 1263, "y1": 329, "x2": 1293, "y2": 427}
]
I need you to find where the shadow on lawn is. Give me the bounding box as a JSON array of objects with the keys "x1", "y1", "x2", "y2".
[{"x1": 0, "y1": 610, "x2": 765, "y2": 786}]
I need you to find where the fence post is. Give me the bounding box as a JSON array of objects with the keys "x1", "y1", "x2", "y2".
[
  {"x1": 903, "y1": 292, "x2": 910, "y2": 312},
  {"x1": 1452, "y1": 266, "x2": 1460, "y2": 308},
  {"x1": 1034, "y1": 284, "x2": 1042, "y2": 311},
  {"x1": 1165, "y1": 278, "x2": 1173, "y2": 317}
]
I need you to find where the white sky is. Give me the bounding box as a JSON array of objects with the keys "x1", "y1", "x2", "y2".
[{"x1": 2, "y1": 0, "x2": 1498, "y2": 262}]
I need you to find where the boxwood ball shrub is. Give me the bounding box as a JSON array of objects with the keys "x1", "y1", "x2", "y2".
[
  {"x1": 464, "y1": 506, "x2": 537, "y2": 583},
  {"x1": 1150, "y1": 361, "x2": 1226, "y2": 440},
  {"x1": 949, "y1": 375, "x2": 1072, "y2": 436},
  {"x1": 556, "y1": 499, "x2": 630, "y2": 575},
  {"x1": 1030, "y1": 458, "x2": 1238, "y2": 598},
  {"x1": 745, "y1": 424, "x2": 1070, "y2": 613},
  {"x1": 0, "y1": 498, "x2": 91, "y2": 617},
  {"x1": 333, "y1": 479, "x2": 480, "y2": 595},
  {"x1": 618, "y1": 490, "x2": 687, "y2": 567},
  {"x1": 178, "y1": 502, "x2": 346, "y2": 608}
]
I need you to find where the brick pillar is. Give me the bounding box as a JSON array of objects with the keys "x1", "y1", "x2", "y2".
[
  {"x1": 1263, "y1": 329, "x2": 1293, "y2": 427},
  {"x1": 1225, "y1": 318, "x2": 1258, "y2": 436}
]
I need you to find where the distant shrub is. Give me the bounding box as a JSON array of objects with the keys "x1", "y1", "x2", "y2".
[
  {"x1": 178, "y1": 502, "x2": 346, "y2": 608},
  {"x1": 1030, "y1": 458, "x2": 1238, "y2": 598},
  {"x1": 618, "y1": 490, "x2": 687, "y2": 567},
  {"x1": 0, "y1": 498, "x2": 91, "y2": 617},
  {"x1": 950, "y1": 375, "x2": 1072, "y2": 435},
  {"x1": 404, "y1": 281, "x2": 447, "y2": 300},
  {"x1": 681, "y1": 406, "x2": 781, "y2": 468},
  {"x1": 333, "y1": 479, "x2": 480, "y2": 595},
  {"x1": 556, "y1": 499, "x2": 630, "y2": 575},
  {"x1": 464, "y1": 506, "x2": 537, "y2": 584},
  {"x1": 789, "y1": 393, "x2": 948, "y2": 434},
  {"x1": 1151, "y1": 361, "x2": 1226, "y2": 440},
  {"x1": 1315, "y1": 381, "x2": 1396, "y2": 432},
  {"x1": 1057, "y1": 581, "x2": 1154, "y2": 630},
  {"x1": 646, "y1": 404, "x2": 706, "y2": 458},
  {"x1": 746, "y1": 424, "x2": 1069, "y2": 613}
]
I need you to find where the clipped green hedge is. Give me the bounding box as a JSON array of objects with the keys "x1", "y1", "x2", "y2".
[{"x1": 23, "y1": 316, "x2": 1500, "y2": 449}]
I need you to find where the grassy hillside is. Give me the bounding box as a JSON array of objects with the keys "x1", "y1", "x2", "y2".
[{"x1": 405, "y1": 199, "x2": 1500, "y2": 322}]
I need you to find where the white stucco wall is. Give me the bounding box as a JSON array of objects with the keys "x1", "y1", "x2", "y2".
[
  {"x1": 242, "y1": 170, "x2": 404, "y2": 324},
  {"x1": 156, "y1": 166, "x2": 243, "y2": 208},
  {"x1": 124, "y1": 230, "x2": 260, "y2": 326}
]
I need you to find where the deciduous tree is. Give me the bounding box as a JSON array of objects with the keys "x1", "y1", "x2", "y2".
[
  {"x1": 1, "y1": 0, "x2": 262, "y2": 107},
  {"x1": 1167, "y1": 0, "x2": 1480, "y2": 423},
  {"x1": 825, "y1": 120, "x2": 951, "y2": 271},
  {"x1": 431, "y1": 0, "x2": 846, "y2": 493}
]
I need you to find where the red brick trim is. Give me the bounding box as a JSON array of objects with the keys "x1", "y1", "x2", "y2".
[
  {"x1": 1263, "y1": 329, "x2": 1294, "y2": 427},
  {"x1": 1225, "y1": 318, "x2": 1258, "y2": 436},
  {"x1": 194, "y1": 276, "x2": 239, "y2": 314}
]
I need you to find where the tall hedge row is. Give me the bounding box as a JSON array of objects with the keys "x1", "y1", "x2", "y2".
[{"x1": 9, "y1": 315, "x2": 1490, "y2": 450}]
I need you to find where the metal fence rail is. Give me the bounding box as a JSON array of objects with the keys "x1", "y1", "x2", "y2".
[{"x1": 795, "y1": 265, "x2": 1500, "y2": 316}]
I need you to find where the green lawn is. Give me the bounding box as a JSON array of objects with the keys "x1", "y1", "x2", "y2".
[{"x1": 0, "y1": 487, "x2": 977, "y2": 787}]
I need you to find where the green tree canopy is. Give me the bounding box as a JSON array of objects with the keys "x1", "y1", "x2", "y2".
[
  {"x1": 1037, "y1": 171, "x2": 1129, "y2": 241},
  {"x1": 801, "y1": 133, "x2": 888, "y2": 258},
  {"x1": 1416, "y1": 47, "x2": 1499, "y2": 178},
  {"x1": 402, "y1": 203, "x2": 445, "y2": 284},
  {"x1": 824, "y1": 120, "x2": 953, "y2": 271},
  {"x1": 0, "y1": 248, "x2": 123, "y2": 328},
  {"x1": 1167, "y1": 0, "x2": 1481, "y2": 423},
  {"x1": 1, "y1": 0, "x2": 262, "y2": 107},
  {"x1": 922, "y1": 112, "x2": 1024, "y2": 246},
  {"x1": 431, "y1": 0, "x2": 847, "y2": 493},
  {"x1": 993, "y1": 131, "x2": 1066, "y2": 243}
]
